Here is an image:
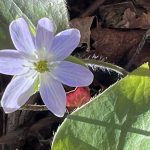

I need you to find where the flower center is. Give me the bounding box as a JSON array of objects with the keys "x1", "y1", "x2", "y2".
[{"x1": 34, "y1": 60, "x2": 49, "y2": 73}]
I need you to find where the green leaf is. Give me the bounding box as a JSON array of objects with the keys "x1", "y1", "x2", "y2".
[
  {"x1": 0, "y1": 0, "x2": 69, "y2": 49},
  {"x1": 52, "y1": 63, "x2": 150, "y2": 150}
]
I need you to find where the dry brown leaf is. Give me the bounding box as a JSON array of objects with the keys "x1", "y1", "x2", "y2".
[
  {"x1": 99, "y1": 2, "x2": 136, "y2": 28},
  {"x1": 134, "y1": 0, "x2": 150, "y2": 11},
  {"x1": 91, "y1": 24, "x2": 145, "y2": 63},
  {"x1": 70, "y1": 16, "x2": 94, "y2": 51},
  {"x1": 122, "y1": 8, "x2": 136, "y2": 28},
  {"x1": 122, "y1": 8, "x2": 150, "y2": 29}
]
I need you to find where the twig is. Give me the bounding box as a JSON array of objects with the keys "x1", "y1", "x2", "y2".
[
  {"x1": 0, "y1": 104, "x2": 48, "y2": 111},
  {"x1": 80, "y1": 0, "x2": 106, "y2": 17},
  {"x1": 125, "y1": 29, "x2": 150, "y2": 70},
  {"x1": 20, "y1": 104, "x2": 48, "y2": 111}
]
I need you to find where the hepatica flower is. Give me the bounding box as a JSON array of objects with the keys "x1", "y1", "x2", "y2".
[{"x1": 0, "y1": 18, "x2": 93, "y2": 117}]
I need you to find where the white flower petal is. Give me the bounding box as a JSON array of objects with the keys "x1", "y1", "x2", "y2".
[
  {"x1": 50, "y1": 29, "x2": 80, "y2": 60},
  {"x1": 40, "y1": 73, "x2": 66, "y2": 117},
  {"x1": 52, "y1": 61, "x2": 93, "y2": 87},
  {"x1": 1, "y1": 71, "x2": 38, "y2": 113},
  {"x1": 9, "y1": 18, "x2": 36, "y2": 55},
  {"x1": 35, "y1": 18, "x2": 55, "y2": 51},
  {"x1": 0, "y1": 50, "x2": 28, "y2": 75}
]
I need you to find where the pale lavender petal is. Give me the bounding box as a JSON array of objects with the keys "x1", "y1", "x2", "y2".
[
  {"x1": 35, "y1": 18, "x2": 55, "y2": 51},
  {"x1": 40, "y1": 73, "x2": 66, "y2": 117},
  {"x1": 0, "y1": 50, "x2": 28, "y2": 75},
  {"x1": 52, "y1": 61, "x2": 93, "y2": 87},
  {"x1": 50, "y1": 29, "x2": 80, "y2": 60},
  {"x1": 9, "y1": 18, "x2": 36, "y2": 55},
  {"x1": 1, "y1": 71, "x2": 38, "y2": 113}
]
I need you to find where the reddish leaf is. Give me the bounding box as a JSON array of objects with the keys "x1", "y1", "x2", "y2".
[{"x1": 66, "y1": 87, "x2": 91, "y2": 110}]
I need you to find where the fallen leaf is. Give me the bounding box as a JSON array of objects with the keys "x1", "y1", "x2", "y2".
[
  {"x1": 99, "y1": 2, "x2": 136, "y2": 28},
  {"x1": 134, "y1": 0, "x2": 150, "y2": 11},
  {"x1": 121, "y1": 8, "x2": 136, "y2": 28},
  {"x1": 66, "y1": 87, "x2": 91, "y2": 110},
  {"x1": 91, "y1": 24, "x2": 145, "y2": 63},
  {"x1": 70, "y1": 16, "x2": 94, "y2": 51},
  {"x1": 122, "y1": 8, "x2": 150, "y2": 29}
]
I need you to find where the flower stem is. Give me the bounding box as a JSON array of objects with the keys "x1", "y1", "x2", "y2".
[
  {"x1": 82, "y1": 59, "x2": 128, "y2": 76},
  {"x1": 20, "y1": 104, "x2": 48, "y2": 111}
]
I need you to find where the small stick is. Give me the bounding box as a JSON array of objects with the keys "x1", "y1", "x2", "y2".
[
  {"x1": 125, "y1": 29, "x2": 150, "y2": 70},
  {"x1": 0, "y1": 104, "x2": 48, "y2": 111},
  {"x1": 20, "y1": 104, "x2": 48, "y2": 111}
]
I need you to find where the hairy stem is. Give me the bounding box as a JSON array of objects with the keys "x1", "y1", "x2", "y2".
[{"x1": 82, "y1": 59, "x2": 128, "y2": 76}]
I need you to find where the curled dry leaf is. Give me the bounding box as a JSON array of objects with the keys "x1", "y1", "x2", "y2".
[
  {"x1": 122, "y1": 8, "x2": 150, "y2": 29},
  {"x1": 99, "y1": 2, "x2": 150, "y2": 29},
  {"x1": 66, "y1": 87, "x2": 91, "y2": 111},
  {"x1": 99, "y1": 1, "x2": 136, "y2": 28},
  {"x1": 70, "y1": 16, "x2": 95, "y2": 51},
  {"x1": 91, "y1": 24, "x2": 145, "y2": 63}
]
